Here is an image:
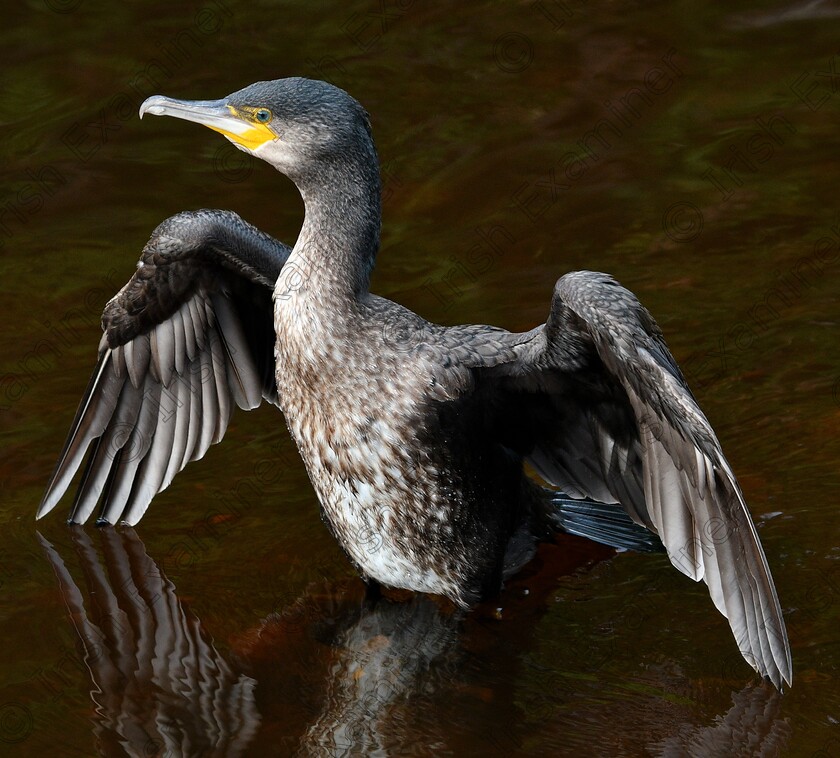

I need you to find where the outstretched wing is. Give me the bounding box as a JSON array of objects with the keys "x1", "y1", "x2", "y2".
[
  {"x1": 37, "y1": 210, "x2": 290, "y2": 526},
  {"x1": 444, "y1": 270, "x2": 791, "y2": 688}
]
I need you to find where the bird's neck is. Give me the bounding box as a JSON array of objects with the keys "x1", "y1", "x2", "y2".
[{"x1": 282, "y1": 156, "x2": 381, "y2": 302}]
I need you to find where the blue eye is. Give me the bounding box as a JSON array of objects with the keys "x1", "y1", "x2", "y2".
[{"x1": 255, "y1": 109, "x2": 272, "y2": 123}]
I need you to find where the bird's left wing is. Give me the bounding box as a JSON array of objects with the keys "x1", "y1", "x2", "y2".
[{"x1": 431, "y1": 270, "x2": 791, "y2": 688}]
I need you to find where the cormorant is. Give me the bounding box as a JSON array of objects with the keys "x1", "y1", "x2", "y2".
[{"x1": 36, "y1": 78, "x2": 792, "y2": 689}]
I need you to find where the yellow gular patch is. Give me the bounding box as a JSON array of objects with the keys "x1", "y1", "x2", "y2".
[{"x1": 205, "y1": 106, "x2": 276, "y2": 150}]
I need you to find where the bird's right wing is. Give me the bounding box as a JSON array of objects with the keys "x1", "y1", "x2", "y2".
[{"x1": 37, "y1": 210, "x2": 291, "y2": 526}]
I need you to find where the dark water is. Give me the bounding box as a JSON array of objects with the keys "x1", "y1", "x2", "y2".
[{"x1": 2, "y1": 1, "x2": 838, "y2": 755}]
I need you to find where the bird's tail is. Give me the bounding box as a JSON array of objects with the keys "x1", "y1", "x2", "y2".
[{"x1": 548, "y1": 493, "x2": 664, "y2": 553}]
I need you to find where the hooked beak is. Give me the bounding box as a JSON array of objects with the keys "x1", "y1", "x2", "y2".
[{"x1": 139, "y1": 95, "x2": 276, "y2": 151}]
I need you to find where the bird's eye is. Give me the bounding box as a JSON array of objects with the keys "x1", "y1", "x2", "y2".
[{"x1": 255, "y1": 108, "x2": 272, "y2": 123}]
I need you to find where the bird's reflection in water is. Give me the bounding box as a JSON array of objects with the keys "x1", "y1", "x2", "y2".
[
  {"x1": 237, "y1": 588, "x2": 460, "y2": 756},
  {"x1": 38, "y1": 527, "x2": 464, "y2": 757},
  {"x1": 309, "y1": 597, "x2": 458, "y2": 755},
  {"x1": 39, "y1": 530, "x2": 791, "y2": 756},
  {"x1": 38, "y1": 529, "x2": 261, "y2": 757}
]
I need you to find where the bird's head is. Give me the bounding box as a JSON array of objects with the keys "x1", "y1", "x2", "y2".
[{"x1": 139, "y1": 77, "x2": 375, "y2": 181}]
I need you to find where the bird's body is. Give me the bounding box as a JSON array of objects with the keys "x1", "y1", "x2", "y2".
[
  {"x1": 275, "y1": 256, "x2": 531, "y2": 604},
  {"x1": 38, "y1": 78, "x2": 793, "y2": 688},
  {"x1": 278, "y1": 296, "x2": 458, "y2": 597}
]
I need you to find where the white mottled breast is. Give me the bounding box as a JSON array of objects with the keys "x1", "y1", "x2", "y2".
[{"x1": 272, "y1": 287, "x2": 461, "y2": 599}]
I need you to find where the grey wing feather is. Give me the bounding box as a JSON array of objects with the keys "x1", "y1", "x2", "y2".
[
  {"x1": 549, "y1": 272, "x2": 790, "y2": 687},
  {"x1": 37, "y1": 288, "x2": 276, "y2": 526},
  {"x1": 37, "y1": 210, "x2": 288, "y2": 526},
  {"x1": 457, "y1": 270, "x2": 791, "y2": 688}
]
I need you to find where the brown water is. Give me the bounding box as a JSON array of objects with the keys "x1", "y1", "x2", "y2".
[{"x1": 2, "y1": 1, "x2": 838, "y2": 755}]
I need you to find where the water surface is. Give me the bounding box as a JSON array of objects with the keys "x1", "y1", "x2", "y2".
[{"x1": 1, "y1": 1, "x2": 838, "y2": 755}]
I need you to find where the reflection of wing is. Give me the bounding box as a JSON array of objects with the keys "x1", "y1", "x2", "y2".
[
  {"x1": 434, "y1": 271, "x2": 791, "y2": 688},
  {"x1": 38, "y1": 528, "x2": 260, "y2": 757},
  {"x1": 37, "y1": 210, "x2": 290, "y2": 525},
  {"x1": 655, "y1": 684, "x2": 790, "y2": 757}
]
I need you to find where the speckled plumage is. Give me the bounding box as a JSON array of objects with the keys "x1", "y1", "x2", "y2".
[
  {"x1": 39, "y1": 78, "x2": 791, "y2": 689},
  {"x1": 274, "y1": 291, "x2": 529, "y2": 606}
]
